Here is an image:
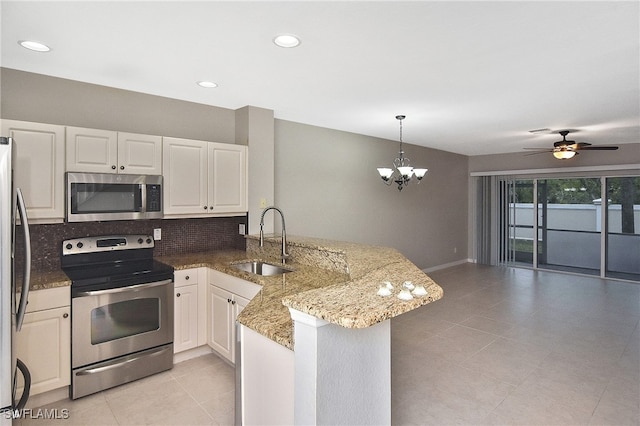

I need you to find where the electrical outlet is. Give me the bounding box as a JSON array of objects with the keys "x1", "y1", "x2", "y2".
[
  {"x1": 453, "y1": 247, "x2": 457, "y2": 254},
  {"x1": 154, "y1": 228, "x2": 162, "y2": 240},
  {"x1": 239, "y1": 224, "x2": 246, "y2": 235},
  {"x1": 260, "y1": 198, "x2": 267, "y2": 208}
]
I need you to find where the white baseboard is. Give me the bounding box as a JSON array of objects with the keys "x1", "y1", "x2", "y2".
[{"x1": 422, "y1": 259, "x2": 470, "y2": 273}]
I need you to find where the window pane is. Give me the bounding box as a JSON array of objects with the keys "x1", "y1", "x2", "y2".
[
  {"x1": 538, "y1": 178, "x2": 601, "y2": 276},
  {"x1": 509, "y1": 180, "x2": 535, "y2": 265},
  {"x1": 606, "y1": 177, "x2": 640, "y2": 281}
]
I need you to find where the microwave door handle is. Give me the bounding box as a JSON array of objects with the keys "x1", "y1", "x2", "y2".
[
  {"x1": 15, "y1": 188, "x2": 31, "y2": 331},
  {"x1": 140, "y1": 183, "x2": 146, "y2": 212}
]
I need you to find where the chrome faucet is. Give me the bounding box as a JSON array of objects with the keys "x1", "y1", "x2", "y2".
[{"x1": 259, "y1": 206, "x2": 290, "y2": 264}]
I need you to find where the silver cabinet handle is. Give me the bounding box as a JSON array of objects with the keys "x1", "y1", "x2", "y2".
[
  {"x1": 63, "y1": 313, "x2": 69, "y2": 319},
  {"x1": 75, "y1": 279, "x2": 172, "y2": 297},
  {"x1": 176, "y1": 293, "x2": 181, "y2": 297},
  {"x1": 185, "y1": 275, "x2": 190, "y2": 280},
  {"x1": 111, "y1": 165, "x2": 116, "y2": 170}
]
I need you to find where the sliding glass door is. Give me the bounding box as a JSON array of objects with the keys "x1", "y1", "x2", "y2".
[{"x1": 496, "y1": 175, "x2": 639, "y2": 282}]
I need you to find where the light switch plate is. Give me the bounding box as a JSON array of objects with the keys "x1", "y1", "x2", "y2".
[
  {"x1": 154, "y1": 228, "x2": 162, "y2": 240},
  {"x1": 239, "y1": 224, "x2": 246, "y2": 235}
]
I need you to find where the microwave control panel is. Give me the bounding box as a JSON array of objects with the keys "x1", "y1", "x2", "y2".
[{"x1": 147, "y1": 184, "x2": 162, "y2": 212}]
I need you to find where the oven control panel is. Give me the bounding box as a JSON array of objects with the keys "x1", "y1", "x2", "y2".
[{"x1": 62, "y1": 234, "x2": 154, "y2": 256}]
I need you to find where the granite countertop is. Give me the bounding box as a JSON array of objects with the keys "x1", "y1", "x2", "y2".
[
  {"x1": 30, "y1": 235, "x2": 444, "y2": 351},
  {"x1": 161, "y1": 235, "x2": 444, "y2": 350},
  {"x1": 30, "y1": 269, "x2": 72, "y2": 291}
]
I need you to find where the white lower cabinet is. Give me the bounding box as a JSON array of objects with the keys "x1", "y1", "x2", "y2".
[
  {"x1": 15, "y1": 287, "x2": 71, "y2": 396},
  {"x1": 207, "y1": 269, "x2": 260, "y2": 363},
  {"x1": 173, "y1": 268, "x2": 207, "y2": 354}
]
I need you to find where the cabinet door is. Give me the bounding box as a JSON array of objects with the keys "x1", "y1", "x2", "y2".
[
  {"x1": 66, "y1": 126, "x2": 118, "y2": 173},
  {"x1": 207, "y1": 285, "x2": 234, "y2": 362},
  {"x1": 208, "y1": 143, "x2": 248, "y2": 213},
  {"x1": 234, "y1": 294, "x2": 250, "y2": 318},
  {"x1": 117, "y1": 132, "x2": 162, "y2": 175},
  {"x1": 0, "y1": 120, "x2": 65, "y2": 220},
  {"x1": 174, "y1": 284, "x2": 199, "y2": 353},
  {"x1": 163, "y1": 137, "x2": 208, "y2": 215},
  {"x1": 15, "y1": 306, "x2": 71, "y2": 396}
]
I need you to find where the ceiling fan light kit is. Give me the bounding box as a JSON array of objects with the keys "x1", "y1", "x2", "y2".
[
  {"x1": 525, "y1": 129, "x2": 619, "y2": 160},
  {"x1": 377, "y1": 115, "x2": 428, "y2": 191}
]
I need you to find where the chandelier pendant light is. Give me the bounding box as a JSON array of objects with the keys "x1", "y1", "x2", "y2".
[{"x1": 377, "y1": 115, "x2": 428, "y2": 191}]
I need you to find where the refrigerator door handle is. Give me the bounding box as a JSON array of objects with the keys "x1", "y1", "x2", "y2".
[{"x1": 15, "y1": 188, "x2": 31, "y2": 331}]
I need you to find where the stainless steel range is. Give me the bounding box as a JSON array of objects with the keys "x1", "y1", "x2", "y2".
[{"x1": 61, "y1": 235, "x2": 174, "y2": 399}]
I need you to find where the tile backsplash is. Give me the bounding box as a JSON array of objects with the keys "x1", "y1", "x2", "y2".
[{"x1": 25, "y1": 216, "x2": 247, "y2": 272}]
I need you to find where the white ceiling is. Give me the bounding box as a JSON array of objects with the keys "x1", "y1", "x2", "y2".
[{"x1": 1, "y1": 1, "x2": 638, "y2": 156}]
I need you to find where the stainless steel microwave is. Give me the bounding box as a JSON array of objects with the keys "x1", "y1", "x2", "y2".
[{"x1": 66, "y1": 172, "x2": 163, "y2": 222}]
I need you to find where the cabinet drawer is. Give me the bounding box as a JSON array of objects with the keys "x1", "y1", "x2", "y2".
[
  {"x1": 208, "y1": 269, "x2": 261, "y2": 300},
  {"x1": 174, "y1": 269, "x2": 199, "y2": 287},
  {"x1": 25, "y1": 286, "x2": 70, "y2": 313}
]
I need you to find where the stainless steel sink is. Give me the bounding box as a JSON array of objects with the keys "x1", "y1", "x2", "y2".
[{"x1": 232, "y1": 261, "x2": 293, "y2": 276}]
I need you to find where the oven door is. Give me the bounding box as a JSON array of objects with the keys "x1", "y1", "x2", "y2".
[{"x1": 72, "y1": 279, "x2": 173, "y2": 368}]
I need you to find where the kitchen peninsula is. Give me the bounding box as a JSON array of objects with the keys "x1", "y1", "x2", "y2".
[
  {"x1": 162, "y1": 234, "x2": 444, "y2": 425},
  {"x1": 26, "y1": 234, "x2": 443, "y2": 424}
]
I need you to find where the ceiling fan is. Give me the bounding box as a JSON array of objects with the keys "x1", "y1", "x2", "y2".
[{"x1": 524, "y1": 130, "x2": 619, "y2": 160}]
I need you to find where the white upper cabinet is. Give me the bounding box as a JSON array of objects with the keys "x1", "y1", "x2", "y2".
[
  {"x1": 117, "y1": 132, "x2": 163, "y2": 175},
  {"x1": 163, "y1": 137, "x2": 208, "y2": 215},
  {"x1": 66, "y1": 127, "x2": 162, "y2": 175},
  {"x1": 163, "y1": 137, "x2": 247, "y2": 216},
  {"x1": 209, "y1": 143, "x2": 248, "y2": 213},
  {"x1": 1, "y1": 120, "x2": 65, "y2": 221}
]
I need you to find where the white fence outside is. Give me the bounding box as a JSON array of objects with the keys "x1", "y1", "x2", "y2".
[{"x1": 509, "y1": 203, "x2": 640, "y2": 275}]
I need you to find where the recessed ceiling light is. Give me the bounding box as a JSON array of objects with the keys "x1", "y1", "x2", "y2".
[
  {"x1": 19, "y1": 40, "x2": 51, "y2": 52},
  {"x1": 197, "y1": 81, "x2": 218, "y2": 88},
  {"x1": 273, "y1": 34, "x2": 301, "y2": 48}
]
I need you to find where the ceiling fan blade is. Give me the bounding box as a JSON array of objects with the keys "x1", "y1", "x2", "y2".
[
  {"x1": 578, "y1": 145, "x2": 619, "y2": 151},
  {"x1": 523, "y1": 147, "x2": 553, "y2": 151},
  {"x1": 574, "y1": 142, "x2": 592, "y2": 148},
  {"x1": 524, "y1": 151, "x2": 552, "y2": 156}
]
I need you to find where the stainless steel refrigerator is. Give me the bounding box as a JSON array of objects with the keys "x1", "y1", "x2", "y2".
[{"x1": 0, "y1": 136, "x2": 32, "y2": 424}]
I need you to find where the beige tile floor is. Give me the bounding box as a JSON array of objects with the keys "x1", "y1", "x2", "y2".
[{"x1": 19, "y1": 264, "x2": 640, "y2": 425}]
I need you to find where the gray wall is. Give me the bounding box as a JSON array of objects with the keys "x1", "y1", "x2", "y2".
[
  {"x1": 274, "y1": 120, "x2": 469, "y2": 269},
  {"x1": 1, "y1": 68, "x2": 470, "y2": 270},
  {"x1": 0, "y1": 68, "x2": 236, "y2": 142}
]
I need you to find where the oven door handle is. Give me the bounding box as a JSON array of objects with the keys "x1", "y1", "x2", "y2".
[
  {"x1": 75, "y1": 279, "x2": 172, "y2": 297},
  {"x1": 75, "y1": 345, "x2": 171, "y2": 376}
]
